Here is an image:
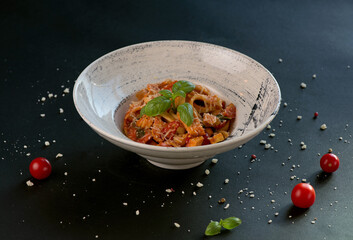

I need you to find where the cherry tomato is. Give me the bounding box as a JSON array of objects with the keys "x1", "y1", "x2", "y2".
[
  {"x1": 291, "y1": 183, "x2": 316, "y2": 208},
  {"x1": 29, "y1": 157, "x2": 52, "y2": 180},
  {"x1": 320, "y1": 153, "x2": 340, "y2": 173}
]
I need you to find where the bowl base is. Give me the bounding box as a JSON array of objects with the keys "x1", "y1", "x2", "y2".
[{"x1": 147, "y1": 159, "x2": 205, "y2": 170}]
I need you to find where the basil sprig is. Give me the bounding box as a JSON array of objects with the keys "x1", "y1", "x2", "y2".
[
  {"x1": 140, "y1": 81, "x2": 195, "y2": 126},
  {"x1": 205, "y1": 217, "x2": 241, "y2": 236}
]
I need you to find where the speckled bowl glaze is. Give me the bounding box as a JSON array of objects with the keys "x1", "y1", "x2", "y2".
[{"x1": 73, "y1": 41, "x2": 281, "y2": 169}]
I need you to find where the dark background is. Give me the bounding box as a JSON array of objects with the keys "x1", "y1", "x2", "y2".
[{"x1": 1, "y1": 0, "x2": 353, "y2": 239}]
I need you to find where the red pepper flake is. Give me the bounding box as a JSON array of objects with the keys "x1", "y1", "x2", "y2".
[
  {"x1": 251, "y1": 154, "x2": 257, "y2": 159},
  {"x1": 170, "y1": 188, "x2": 175, "y2": 192},
  {"x1": 314, "y1": 112, "x2": 319, "y2": 118}
]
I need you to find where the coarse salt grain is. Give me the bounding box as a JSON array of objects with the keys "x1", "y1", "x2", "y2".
[
  {"x1": 174, "y1": 222, "x2": 181, "y2": 228},
  {"x1": 300, "y1": 82, "x2": 307, "y2": 88},
  {"x1": 320, "y1": 124, "x2": 327, "y2": 130},
  {"x1": 269, "y1": 133, "x2": 275, "y2": 138},
  {"x1": 56, "y1": 153, "x2": 63, "y2": 158},
  {"x1": 26, "y1": 180, "x2": 34, "y2": 187},
  {"x1": 265, "y1": 144, "x2": 271, "y2": 149},
  {"x1": 123, "y1": 202, "x2": 128, "y2": 206},
  {"x1": 41, "y1": 97, "x2": 46, "y2": 102},
  {"x1": 40, "y1": 114, "x2": 45, "y2": 118},
  {"x1": 224, "y1": 203, "x2": 230, "y2": 209},
  {"x1": 63, "y1": 88, "x2": 70, "y2": 94},
  {"x1": 166, "y1": 189, "x2": 172, "y2": 193},
  {"x1": 224, "y1": 179, "x2": 229, "y2": 184},
  {"x1": 59, "y1": 108, "x2": 64, "y2": 114},
  {"x1": 205, "y1": 169, "x2": 210, "y2": 175},
  {"x1": 136, "y1": 210, "x2": 140, "y2": 216},
  {"x1": 297, "y1": 116, "x2": 302, "y2": 120},
  {"x1": 44, "y1": 141, "x2": 50, "y2": 147},
  {"x1": 260, "y1": 140, "x2": 267, "y2": 145},
  {"x1": 211, "y1": 158, "x2": 218, "y2": 164},
  {"x1": 268, "y1": 220, "x2": 272, "y2": 224},
  {"x1": 196, "y1": 182, "x2": 203, "y2": 188}
]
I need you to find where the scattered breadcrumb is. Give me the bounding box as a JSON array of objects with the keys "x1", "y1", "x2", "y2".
[
  {"x1": 224, "y1": 179, "x2": 229, "y2": 184},
  {"x1": 312, "y1": 74, "x2": 317, "y2": 79},
  {"x1": 40, "y1": 114, "x2": 45, "y2": 118},
  {"x1": 300, "y1": 83, "x2": 307, "y2": 88},
  {"x1": 205, "y1": 169, "x2": 210, "y2": 175},
  {"x1": 59, "y1": 108, "x2": 64, "y2": 114},
  {"x1": 135, "y1": 210, "x2": 140, "y2": 216},
  {"x1": 174, "y1": 222, "x2": 181, "y2": 228},
  {"x1": 268, "y1": 220, "x2": 273, "y2": 224},
  {"x1": 224, "y1": 203, "x2": 230, "y2": 209},
  {"x1": 278, "y1": 58, "x2": 283, "y2": 63},
  {"x1": 123, "y1": 202, "x2": 128, "y2": 206},
  {"x1": 56, "y1": 153, "x2": 63, "y2": 158},
  {"x1": 260, "y1": 140, "x2": 267, "y2": 145},
  {"x1": 166, "y1": 189, "x2": 173, "y2": 193},
  {"x1": 211, "y1": 158, "x2": 218, "y2": 164},
  {"x1": 41, "y1": 97, "x2": 46, "y2": 102},
  {"x1": 320, "y1": 124, "x2": 327, "y2": 130},
  {"x1": 63, "y1": 88, "x2": 70, "y2": 94},
  {"x1": 44, "y1": 141, "x2": 50, "y2": 147},
  {"x1": 218, "y1": 198, "x2": 226, "y2": 204},
  {"x1": 297, "y1": 116, "x2": 302, "y2": 120}
]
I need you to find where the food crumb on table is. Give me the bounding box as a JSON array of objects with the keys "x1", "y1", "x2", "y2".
[{"x1": 26, "y1": 180, "x2": 34, "y2": 187}]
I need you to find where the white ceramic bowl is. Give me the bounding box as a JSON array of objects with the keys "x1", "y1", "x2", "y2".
[{"x1": 73, "y1": 41, "x2": 281, "y2": 169}]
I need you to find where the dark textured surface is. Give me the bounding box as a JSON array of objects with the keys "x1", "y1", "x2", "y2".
[{"x1": 1, "y1": 1, "x2": 353, "y2": 239}]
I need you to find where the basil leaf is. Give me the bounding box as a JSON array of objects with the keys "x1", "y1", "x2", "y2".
[
  {"x1": 140, "y1": 106, "x2": 146, "y2": 117},
  {"x1": 177, "y1": 103, "x2": 194, "y2": 126},
  {"x1": 143, "y1": 96, "x2": 172, "y2": 117},
  {"x1": 172, "y1": 90, "x2": 186, "y2": 100},
  {"x1": 205, "y1": 221, "x2": 222, "y2": 236},
  {"x1": 159, "y1": 90, "x2": 173, "y2": 99},
  {"x1": 172, "y1": 80, "x2": 195, "y2": 94},
  {"x1": 220, "y1": 217, "x2": 242, "y2": 230}
]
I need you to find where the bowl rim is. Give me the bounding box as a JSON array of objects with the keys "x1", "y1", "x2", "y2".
[{"x1": 73, "y1": 40, "x2": 281, "y2": 153}]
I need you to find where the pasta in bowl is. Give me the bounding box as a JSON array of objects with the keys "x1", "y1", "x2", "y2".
[
  {"x1": 124, "y1": 79, "x2": 236, "y2": 147},
  {"x1": 73, "y1": 41, "x2": 281, "y2": 169}
]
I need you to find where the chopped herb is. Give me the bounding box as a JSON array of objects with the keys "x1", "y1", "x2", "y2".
[{"x1": 205, "y1": 217, "x2": 241, "y2": 236}]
